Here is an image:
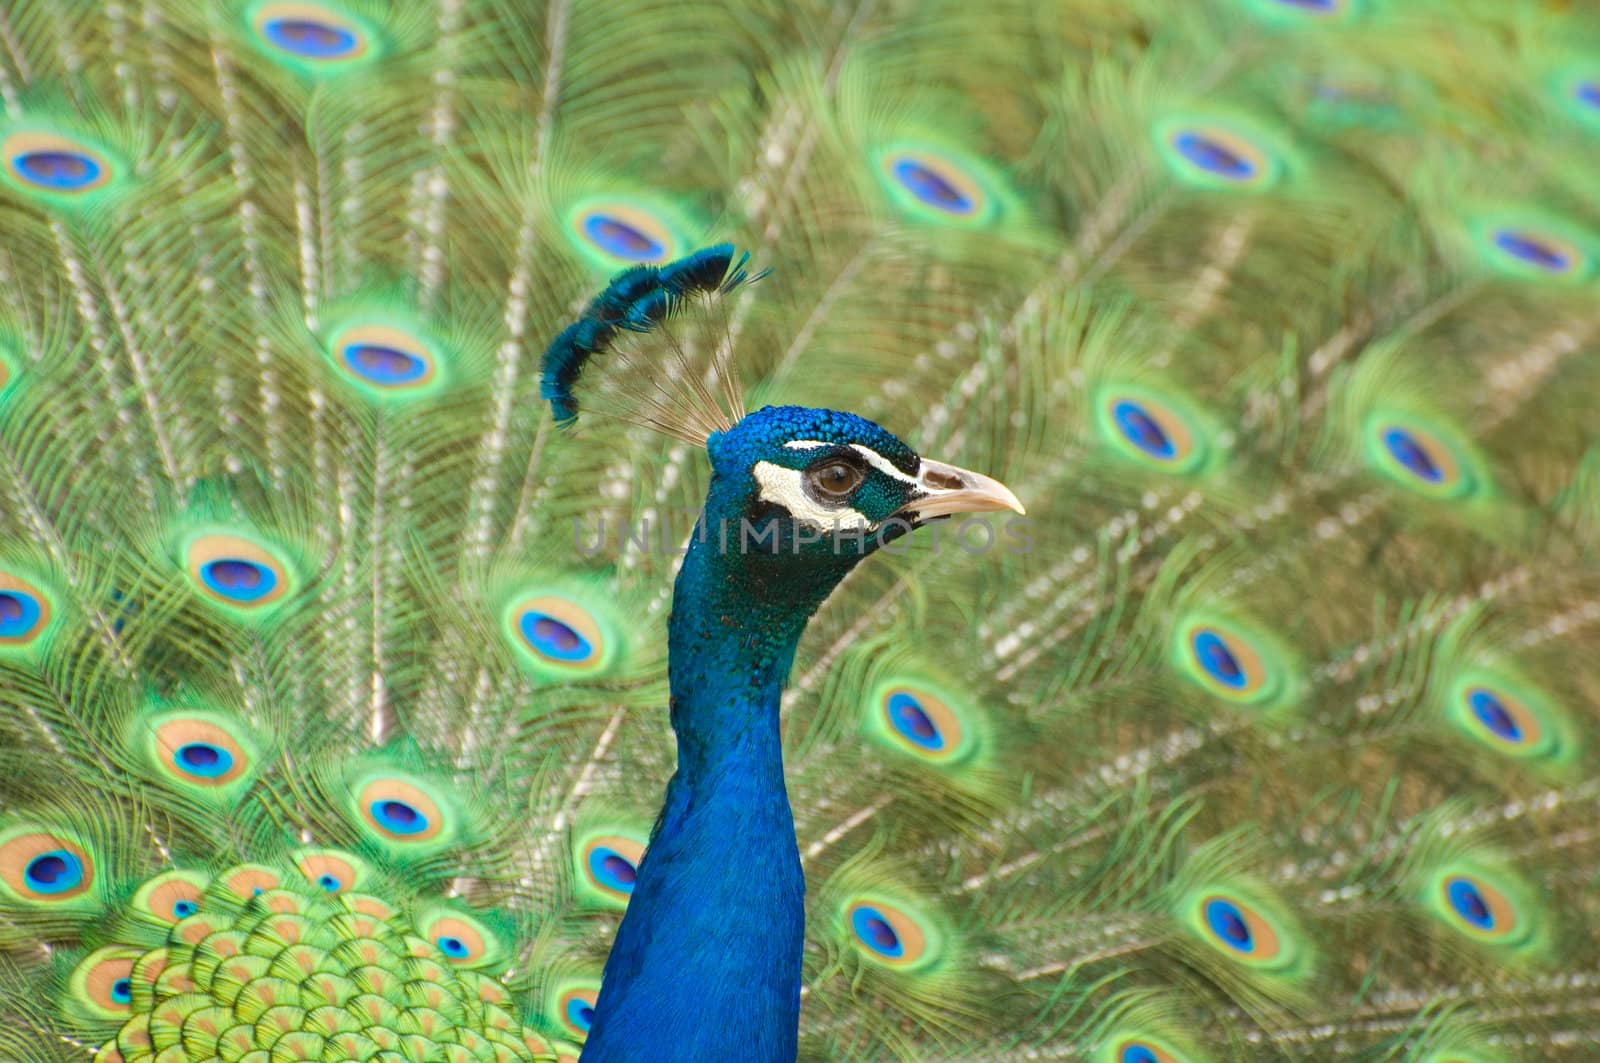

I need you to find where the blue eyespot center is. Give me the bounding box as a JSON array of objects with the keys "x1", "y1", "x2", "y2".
[
  {"x1": 437, "y1": 935, "x2": 469, "y2": 958},
  {"x1": 13, "y1": 151, "x2": 102, "y2": 191},
  {"x1": 372, "y1": 798, "x2": 428, "y2": 835},
  {"x1": 1467, "y1": 688, "x2": 1522, "y2": 742},
  {"x1": 175, "y1": 742, "x2": 234, "y2": 778},
  {"x1": 1381, "y1": 428, "x2": 1443, "y2": 483},
  {"x1": 23, "y1": 850, "x2": 83, "y2": 894},
  {"x1": 889, "y1": 157, "x2": 975, "y2": 215},
  {"x1": 1113, "y1": 401, "x2": 1176, "y2": 459},
  {"x1": 1579, "y1": 81, "x2": 1600, "y2": 109},
  {"x1": 581, "y1": 214, "x2": 664, "y2": 261},
  {"x1": 1493, "y1": 230, "x2": 1571, "y2": 272},
  {"x1": 1172, "y1": 132, "x2": 1255, "y2": 180},
  {"x1": 567, "y1": 997, "x2": 595, "y2": 1031},
  {"x1": 173, "y1": 899, "x2": 198, "y2": 918},
  {"x1": 886, "y1": 691, "x2": 945, "y2": 750},
  {"x1": 111, "y1": 978, "x2": 132, "y2": 1004},
  {"x1": 0, "y1": 590, "x2": 42, "y2": 637},
  {"x1": 342, "y1": 344, "x2": 427, "y2": 385},
  {"x1": 1272, "y1": 0, "x2": 1336, "y2": 10},
  {"x1": 1446, "y1": 877, "x2": 1494, "y2": 929},
  {"x1": 1192, "y1": 631, "x2": 1246, "y2": 688},
  {"x1": 264, "y1": 19, "x2": 359, "y2": 59},
  {"x1": 520, "y1": 612, "x2": 592, "y2": 662},
  {"x1": 201, "y1": 559, "x2": 277, "y2": 602},
  {"x1": 589, "y1": 848, "x2": 638, "y2": 893},
  {"x1": 1204, "y1": 898, "x2": 1253, "y2": 951},
  {"x1": 851, "y1": 906, "x2": 904, "y2": 957},
  {"x1": 317, "y1": 874, "x2": 341, "y2": 892},
  {"x1": 1121, "y1": 1046, "x2": 1160, "y2": 1063}
]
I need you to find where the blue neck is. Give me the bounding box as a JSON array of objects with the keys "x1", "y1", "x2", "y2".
[{"x1": 581, "y1": 514, "x2": 851, "y2": 1062}]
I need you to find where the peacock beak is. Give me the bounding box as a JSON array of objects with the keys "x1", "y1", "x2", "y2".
[{"x1": 898, "y1": 458, "x2": 1026, "y2": 521}]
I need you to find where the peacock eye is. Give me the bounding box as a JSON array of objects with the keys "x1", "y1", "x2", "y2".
[{"x1": 806, "y1": 460, "x2": 865, "y2": 501}]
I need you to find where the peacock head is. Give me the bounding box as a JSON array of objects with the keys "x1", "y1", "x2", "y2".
[
  {"x1": 539, "y1": 244, "x2": 1023, "y2": 591},
  {"x1": 699, "y1": 404, "x2": 1023, "y2": 565}
]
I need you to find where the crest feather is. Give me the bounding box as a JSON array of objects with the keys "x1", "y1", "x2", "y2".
[{"x1": 539, "y1": 245, "x2": 765, "y2": 444}]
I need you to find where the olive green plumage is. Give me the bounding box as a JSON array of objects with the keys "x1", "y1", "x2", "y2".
[{"x1": 1, "y1": 1, "x2": 1599, "y2": 1060}]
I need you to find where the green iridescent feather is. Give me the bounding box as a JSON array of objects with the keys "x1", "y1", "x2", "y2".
[{"x1": 0, "y1": 1, "x2": 1598, "y2": 1061}]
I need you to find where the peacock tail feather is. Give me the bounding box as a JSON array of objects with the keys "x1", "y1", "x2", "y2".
[{"x1": 1, "y1": 0, "x2": 1598, "y2": 1060}]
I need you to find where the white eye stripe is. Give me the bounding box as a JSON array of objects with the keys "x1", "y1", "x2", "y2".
[
  {"x1": 781, "y1": 439, "x2": 918, "y2": 485},
  {"x1": 753, "y1": 461, "x2": 871, "y2": 530},
  {"x1": 849, "y1": 444, "x2": 919, "y2": 485}
]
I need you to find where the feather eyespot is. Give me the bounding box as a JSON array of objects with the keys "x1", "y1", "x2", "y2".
[
  {"x1": 877, "y1": 147, "x2": 991, "y2": 221},
  {"x1": 142, "y1": 711, "x2": 258, "y2": 791},
  {"x1": 0, "y1": 571, "x2": 52, "y2": 648},
  {"x1": 1466, "y1": 686, "x2": 1537, "y2": 746},
  {"x1": 68, "y1": 947, "x2": 142, "y2": 1020},
  {"x1": 252, "y1": 3, "x2": 373, "y2": 67},
  {"x1": 578, "y1": 834, "x2": 645, "y2": 904},
  {"x1": 350, "y1": 774, "x2": 450, "y2": 846},
  {"x1": 1473, "y1": 216, "x2": 1593, "y2": 283},
  {"x1": 1114, "y1": 402, "x2": 1177, "y2": 460},
  {"x1": 1201, "y1": 896, "x2": 1281, "y2": 960},
  {"x1": 183, "y1": 532, "x2": 295, "y2": 612},
  {"x1": 1432, "y1": 870, "x2": 1529, "y2": 946},
  {"x1": 1492, "y1": 230, "x2": 1576, "y2": 274},
  {"x1": 890, "y1": 157, "x2": 974, "y2": 214},
  {"x1": 2, "y1": 130, "x2": 116, "y2": 197},
  {"x1": 557, "y1": 985, "x2": 600, "y2": 1038},
  {"x1": 1155, "y1": 120, "x2": 1282, "y2": 190},
  {"x1": 871, "y1": 684, "x2": 974, "y2": 765},
  {"x1": 872, "y1": 142, "x2": 1003, "y2": 227},
  {"x1": 568, "y1": 201, "x2": 676, "y2": 266},
  {"x1": 294, "y1": 849, "x2": 368, "y2": 894},
  {"x1": 0, "y1": 829, "x2": 94, "y2": 903},
  {"x1": 843, "y1": 897, "x2": 938, "y2": 970},
  {"x1": 1096, "y1": 389, "x2": 1208, "y2": 474},
  {"x1": 1173, "y1": 615, "x2": 1289, "y2": 708},
  {"x1": 1363, "y1": 414, "x2": 1479, "y2": 500},
  {"x1": 1193, "y1": 631, "x2": 1249, "y2": 689},
  {"x1": 328, "y1": 324, "x2": 440, "y2": 395},
  {"x1": 506, "y1": 594, "x2": 612, "y2": 677},
  {"x1": 132, "y1": 870, "x2": 208, "y2": 925},
  {"x1": 1187, "y1": 892, "x2": 1298, "y2": 970},
  {"x1": 416, "y1": 910, "x2": 502, "y2": 968},
  {"x1": 1446, "y1": 673, "x2": 1567, "y2": 763},
  {"x1": 1115, "y1": 1041, "x2": 1183, "y2": 1063}
]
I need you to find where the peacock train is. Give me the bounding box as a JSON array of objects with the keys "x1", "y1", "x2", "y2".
[{"x1": 1, "y1": 2, "x2": 1598, "y2": 1061}]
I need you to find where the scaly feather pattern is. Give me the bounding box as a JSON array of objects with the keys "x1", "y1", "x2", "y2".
[{"x1": 1, "y1": 1, "x2": 1599, "y2": 1060}]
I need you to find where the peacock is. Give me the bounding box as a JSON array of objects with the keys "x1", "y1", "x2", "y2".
[{"x1": 1, "y1": 1, "x2": 1598, "y2": 1061}]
